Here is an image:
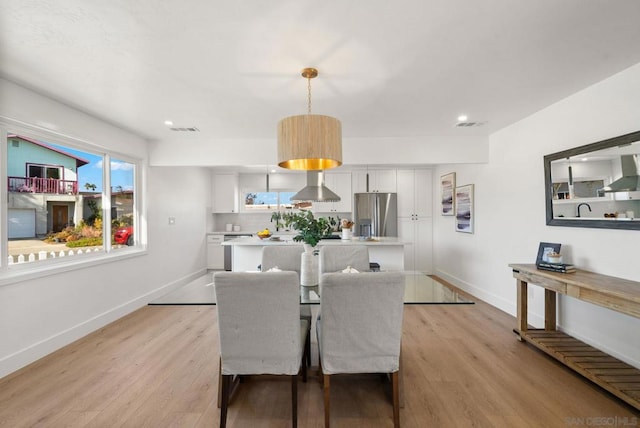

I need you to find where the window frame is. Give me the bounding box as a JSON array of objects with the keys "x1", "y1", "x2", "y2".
[
  {"x1": 0, "y1": 120, "x2": 146, "y2": 286},
  {"x1": 241, "y1": 190, "x2": 298, "y2": 212}
]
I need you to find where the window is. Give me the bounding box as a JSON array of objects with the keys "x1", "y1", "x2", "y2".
[
  {"x1": 110, "y1": 158, "x2": 136, "y2": 247},
  {"x1": 3, "y1": 129, "x2": 141, "y2": 271},
  {"x1": 243, "y1": 191, "x2": 297, "y2": 211},
  {"x1": 552, "y1": 179, "x2": 607, "y2": 199}
]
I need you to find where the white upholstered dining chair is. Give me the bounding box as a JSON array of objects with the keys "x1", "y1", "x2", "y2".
[
  {"x1": 317, "y1": 271, "x2": 405, "y2": 428},
  {"x1": 318, "y1": 245, "x2": 370, "y2": 274},
  {"x1": 261, "y1": 245, "x2": 312, "y2": 365},
  {"x1": 214, "y1": 271, "x2": 309, "y2": 428},
  {"x1": 261, "y1": 245, "x2": 305, "y2": 273}
]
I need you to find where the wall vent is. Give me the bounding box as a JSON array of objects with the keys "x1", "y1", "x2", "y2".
[
  {"x1": 169, "y1": 127, "x2": 200, "y2": 132},
  {"x1": 455, "y1": 121, "x2": 485, "y2": 128}
]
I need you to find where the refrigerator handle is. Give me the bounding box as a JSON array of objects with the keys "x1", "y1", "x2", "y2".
[{"x1": 373, "y1": 195, "x2": 378, "y2": 236}]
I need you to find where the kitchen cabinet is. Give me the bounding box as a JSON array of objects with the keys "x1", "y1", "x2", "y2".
[
  {"x1": 313, "y1": 172, "x2": 352, "y2": 213},
  {"x1": 397, "y1": 169, "x2": 432, "y2": 218},
  {"x1": 614, "y1": 191, "x2": 640, "y2": 201},
  {"x1": 207, "y1": 234, "x2": 225, "y2": 269},
  {"x1": 352, "y1": 169, "x2": 397, "y2": 193},
  {"x1": 397, "y1": 169, "x2": 433, "y2": 274},
  {"x1": 212, "y1": 173, "x2": 239, "y2": 213},
  {"x1": 399, "y1": 217, "x2": 433, "y2": 273}
]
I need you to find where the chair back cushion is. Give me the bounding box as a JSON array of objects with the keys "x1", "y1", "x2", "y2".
[
  {"x1": 214, "y1": 271, "x2": 302, "y2": 375},
  {"x1": 261, "y1": 245, "x2": 305, "y2": 276},
  {"x1": 319, "y1": 272, "x2": 404, "y2": 374},
  {"x1": 319, "y1": 246, "x2": 370, "y2": 274}
]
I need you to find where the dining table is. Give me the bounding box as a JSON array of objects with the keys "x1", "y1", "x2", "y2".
[{"x1": 150, "y1": 270, "x2": 473, "y2": 306}]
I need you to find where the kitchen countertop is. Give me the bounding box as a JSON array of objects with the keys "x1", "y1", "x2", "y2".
[
  {"x1": 208, "y1": 231, "x2": 255, "y2": 235},
  {"x1": 208, "y1": 231, "x2": 299, "y2": 235},
  {"x1": 221, "y1": 236, "x2": 407, "y2": 246}
]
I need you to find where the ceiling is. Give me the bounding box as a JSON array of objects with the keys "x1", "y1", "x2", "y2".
[{"x1": 2, "y1": 0, "x2": 640, "y2": 147}]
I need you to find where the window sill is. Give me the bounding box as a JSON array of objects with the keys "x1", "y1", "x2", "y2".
[{"x1": 0, "y1": 247, "x2": 147, "y2": 287}]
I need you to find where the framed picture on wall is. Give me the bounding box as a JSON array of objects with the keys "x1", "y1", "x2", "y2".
[
  {"x1": 440, "y1": 172, "x2": 455, "y2": 216},
  {"x1": 455, "y1": 184, "x2": 474, "y2": 233}
]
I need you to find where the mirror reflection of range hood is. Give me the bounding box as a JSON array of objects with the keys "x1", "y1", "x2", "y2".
[
  {"x1": 290, "y1": 170, "x2": 341, "y2": 202},
  {"x1": 600, "y1": 155, "x2": 640, "y2": 193}
]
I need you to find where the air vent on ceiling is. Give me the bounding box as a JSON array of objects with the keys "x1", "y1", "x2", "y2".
[
  {"x1": 455, "y1": 121, "x2": 485, "y2": 128},
  {"x1": 169, "y1": 127, "x2": 200, "y2": 132}
]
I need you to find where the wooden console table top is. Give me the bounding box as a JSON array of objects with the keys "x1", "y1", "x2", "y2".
[{"x1": 509, "y1": 263, "x2": 640, "y2": 319}]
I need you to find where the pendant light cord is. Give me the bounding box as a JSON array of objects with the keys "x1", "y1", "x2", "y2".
[{"x1": 307, "y1": 76, "x2": 312, "y2": 114}]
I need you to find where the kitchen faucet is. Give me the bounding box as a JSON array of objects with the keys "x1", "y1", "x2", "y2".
[{"x1": 577, "y1": 203, "x2": 591, "y2": 218}]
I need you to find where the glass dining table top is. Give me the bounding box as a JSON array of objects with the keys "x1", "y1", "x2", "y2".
[{"x1": 150, "y1": 271, "x2": 473, "y2": 305}]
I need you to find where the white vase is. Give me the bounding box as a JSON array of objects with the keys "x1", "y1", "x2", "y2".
[
  {"x1": 300, "y1": 246, "x2": 318, "y2": 287},
  {"x1": 341, "y1": 228, "x2": 352, "y2": 240}
]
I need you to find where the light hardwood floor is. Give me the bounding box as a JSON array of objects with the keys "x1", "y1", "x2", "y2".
[{"x1": 1, "y1": 285, "x2": 638, "y2": 427}]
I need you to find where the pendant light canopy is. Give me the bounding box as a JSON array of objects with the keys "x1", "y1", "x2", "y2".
[{"x1": 277, "y1": 68, "x2": 342, "y2": 170}]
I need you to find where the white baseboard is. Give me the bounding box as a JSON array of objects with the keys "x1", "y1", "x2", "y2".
[
  {"x1": 0, "y1": 269, "x2": 207, "y2": 380},
  {"x1": 434, "y1": 268, "x2": 545, "y2": 327},
  {"x1": 435, "y1": 269, "x2": 640, "y2": 369}
]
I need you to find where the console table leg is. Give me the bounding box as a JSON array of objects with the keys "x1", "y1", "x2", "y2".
[
  {"x1": 544, "y1": 289, "x2": 557, "y2": 331},
  {"x1": 516, "y1": 279, "x2": 528, "y2": 340}
]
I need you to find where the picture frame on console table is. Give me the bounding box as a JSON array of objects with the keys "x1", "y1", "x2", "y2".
[
  {"x1": 455, "y1": 184, "x2": 474, "y2": 233},
  {"x1": 535, "y1": 242, "x2": 561, "y2": 265},
  {"x1": 441, "y1": 172, "x2": 456, "y2": 216}
]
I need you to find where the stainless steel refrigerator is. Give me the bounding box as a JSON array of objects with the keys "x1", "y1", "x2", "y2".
[{"x1": 353, "y1": 193, "x2": 398, "y2": 237}]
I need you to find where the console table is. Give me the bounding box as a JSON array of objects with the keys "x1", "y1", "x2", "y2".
[{"x1": 509, "y1": 263, "x2": 640, "y2": 410}]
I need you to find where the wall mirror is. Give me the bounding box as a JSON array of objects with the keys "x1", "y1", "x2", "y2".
[{"x1": 544, "y1": 130, "x2": 640, "y2": 230}]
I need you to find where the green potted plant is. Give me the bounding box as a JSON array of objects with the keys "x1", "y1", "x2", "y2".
[
  {"x1": 270, "y1": 211, "x2": 284, "y2": 231},
  {"x1": 282, "y1": 210, "x2": 334, "y2": 248}
]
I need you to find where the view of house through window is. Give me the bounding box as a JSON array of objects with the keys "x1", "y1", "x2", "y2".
[
  {"x1": 110, "y1": 158, "x2": 135, "y2": 247},
  {"x1": 244, "y1": 191, "x2": 296, "y2": 211},
  {"x1": 6, "y1": 132, "x2": 137, "y2": 266}
]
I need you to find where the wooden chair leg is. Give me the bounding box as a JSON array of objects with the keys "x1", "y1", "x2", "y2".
[
  {"x1": 391, "y1": 371, "x2": 400, "y2": 428},
  {"x1": 302, "y1": 355, "x2": 308, "y2": 384},
  {"x1": 291, "y1": 374, "x2": 298, "y2": 428},
  {"x1": 217, "y1": 356, "x2": 222, "y2": 408},
  {"x1": 302, "y1": 332, "x2": 309, "y2": 383},
  {"x1": 220, "y1": 374, "x2": 231, "y2": 428},
  {"x1": 323, "y1": 374, "x2": 331, "y2": 428},
  {"x1": 307, "y1": 326, "x2": 312, "y2": 366}
]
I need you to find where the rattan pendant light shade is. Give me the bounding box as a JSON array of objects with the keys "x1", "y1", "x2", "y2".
[
  {"x1": 277, "y1": 114, "x2": 342, "y2": 170},
  {"x1": 277, "y1": 68, "x2": 342, "y2": 170}
]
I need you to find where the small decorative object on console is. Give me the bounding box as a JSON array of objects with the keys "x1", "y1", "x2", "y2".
[
  {"x1": 535, "y1": 242, "x2": 561, "y2": 266},
  {"x1": 546, "y1": 252, "x2": 562, "y2": 264},
  {"x1": 537, "y1": 262, "x2": 576, "y2": 273},
  {"x1": 535, "y1": 241, "x2": 575, "y2": 273}
]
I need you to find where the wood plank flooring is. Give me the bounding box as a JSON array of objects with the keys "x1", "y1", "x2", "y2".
[{"x1": 1, "y1": 288, "x2": 638, "y2": 427}]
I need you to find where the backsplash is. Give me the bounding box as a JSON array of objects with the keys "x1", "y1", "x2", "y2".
[{"x1": 213, "y1": 212, "x2": 350, "y2": 234}]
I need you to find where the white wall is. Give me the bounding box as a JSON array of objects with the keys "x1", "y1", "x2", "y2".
[
  {"x1": 434, "y1": 63, "x2": 640, "y2": 368},
  {"x1": 150, "y1": 134, "x2": 489, "y2": 167},
  {"x1": 0, "y1": 79, "x2": 211, "y2": 378}
]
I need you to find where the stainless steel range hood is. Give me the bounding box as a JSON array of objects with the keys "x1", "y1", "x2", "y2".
[
  {"x1": 600, "y1": 155, "x2": 640, "y2": 193},
  {"x1": 290, "y1": 170, "x2": 341, "y2": 202}
]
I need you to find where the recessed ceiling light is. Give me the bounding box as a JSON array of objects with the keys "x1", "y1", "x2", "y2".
[
  {"x1": 457, "y1": 115, "x2": 468, "y2": 122},
  {"x1": 581, "y1": 158, "x2": 588, "y2": 161},
  {"x1": 271, "y1": 169, "x2": 276, "y2": 173},
  {"x1": 164, "y1": 120, "x2": 173, "y2": 126}
]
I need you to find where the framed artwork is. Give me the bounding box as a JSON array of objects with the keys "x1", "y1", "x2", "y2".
[
  {"x1": 455, "y1": 184, "x2": 474, "y2": 233},
  {"x1": 536, "y1": 242, "x2": 561, "y2": 265},
  {"x1": 440, "y1": 172, "x2": 455, "y2": 215}
]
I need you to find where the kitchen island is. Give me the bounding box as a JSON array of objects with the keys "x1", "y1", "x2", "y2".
[{"x1": 222, "y1": 236, "x2": 407, "y2": 272}]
